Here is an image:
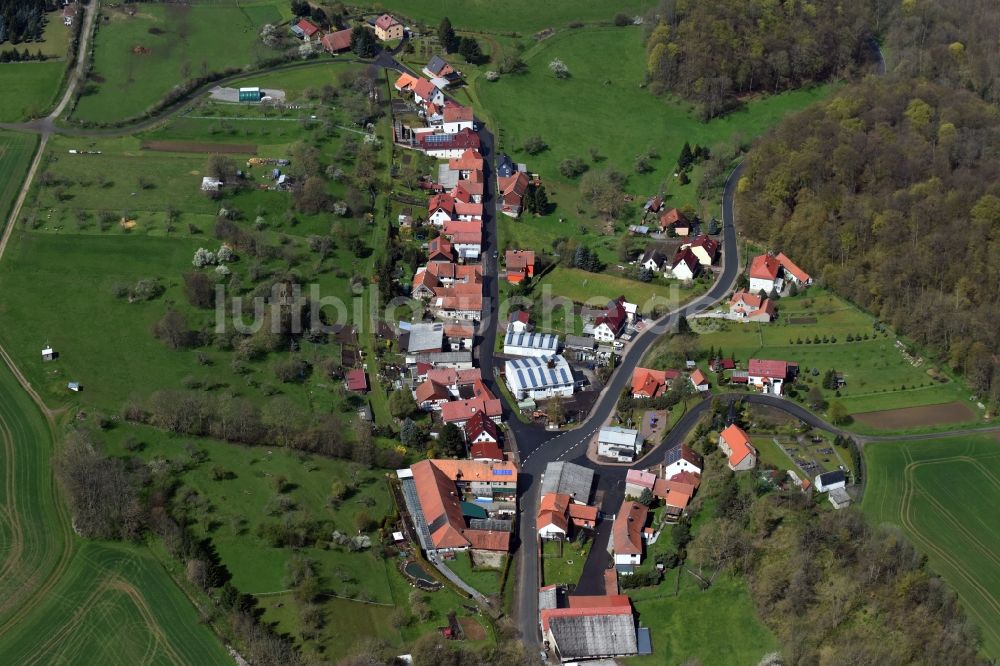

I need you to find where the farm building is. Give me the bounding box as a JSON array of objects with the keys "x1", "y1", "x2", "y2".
[
  {"x1": 503, "y1": 329, "x2": 559, "y2": 358},
  {"x1": 828, "y1": 487, "x2": 852, "y2": 510},
  {"x1": 42, "y1": 346, "x2": 55, "y2": 361},
  {"x1": 540, "y1": 461, "x2": 594, "y2": 504},
  {"x1": 597, "y1": 426, "x2": 644, "y2": 462},
  {"x1": 504, "y1": 355, "x2": 574, "y2": 400},
  {"x1": 541, "y1": 595, "x2": 639, "y2": 662},
  {"x1": 320, "y1": 28, "x2": 352, "y2": 53},
  {"x1": 291, "y1": 19, "x2": 320, "y2": 41},
  {"x1": 537, "y1": 493, "x2": 599, "y2": 539},
  {"x1": 238, "y1": 87, "x2": 263, "y2": 102}
]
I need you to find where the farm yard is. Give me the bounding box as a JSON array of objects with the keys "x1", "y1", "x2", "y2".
[
  {"x1": 864, "y1": 436, "x2": 1000, "y2": 658},
  {"x1": 688, "y1": 289, "x2": 981, "y2": 428},
  {"x1": 72, "y1": 2, "x2": 289, "y2": 124}
]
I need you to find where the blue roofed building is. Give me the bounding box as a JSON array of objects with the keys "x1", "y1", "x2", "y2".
[
  {"x1": 504, "y1": 355, "x2": 575, "y2": 400},
  {"x1": 503, "y1": 328, "x2": 560, "y2": 358}
]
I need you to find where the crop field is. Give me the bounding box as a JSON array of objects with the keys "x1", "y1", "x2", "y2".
[
  {"x1": 0, "y1": 132, "x2": 39, "y2": 220},
  {"x1": 0, "y1": 353, "x2": 226, "y2": 663},
  {"x1": 73, "y1": 2, "x2": 286, "y2": 123},
  {"x1": 631, "y1": 575, "x2": 778, "y2": 665},
  {"x1": 476, "y1": 27, "x2": 833, "y2": 208},
  {"x1": 688, "y1": 289, "x2": 978, "y2": 423},
  {"x1": 349, "y1": 0, "x2": 655, "y2": 32},
  {"x1": 864, "y1": 436, "x2": 1000, "y2": 657}
]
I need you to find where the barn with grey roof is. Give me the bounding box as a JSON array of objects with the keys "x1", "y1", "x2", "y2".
[{"x1": 540, "y1": 462, "x2": 594, "y2": 504}]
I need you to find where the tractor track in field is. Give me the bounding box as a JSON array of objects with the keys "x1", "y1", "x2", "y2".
[{"x1": 898, "y1": 449, "x2": 1000, "y2": 647}]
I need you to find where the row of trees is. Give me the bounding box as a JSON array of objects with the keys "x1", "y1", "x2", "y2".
[{"x1": 644, "y1": 0, "x2": 881, "y2": 118}]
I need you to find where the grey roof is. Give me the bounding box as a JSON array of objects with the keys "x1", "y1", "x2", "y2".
[
  {"x1": 407, "y1": 322, "x2": 444, "y2": 353},
  {"x1": 548, "y1": 611, "x2": 638, "y2": 660},
  {"x1": 505, "y1": 355, "x2": 573, "y2": 392},
  {"x1": 565, "y1": 335, "x2": 596, "y2": 350},
  {"x1": 637, "y1": 627, "x2": 652, "y2": 655},
  {"x1": 399, "y1": 476, "x2": 433, "y2": 552},
  {"x1": 598, "y1": 426, "x2": 641, "y2": 447},
  {"x1": 427, "y1": 54, "x2": 449, "y2": 75},
  {"x1": 539, "y1": 586, "x2": 560, "y2": 611},
  {"x1": 817, "y1": 470, "x2": 846, "y2": 486},
  {"x1": 437, "y1": 163, "x2": 460, "y2": 189},
  {"x1": 641, "y1": 247, "x2": 667, "y2": 266},
  {"x1": 541, "y1": 462, "x2": 594, "y2": 503},
  {"x1": 503, "y1": 329, "x2": 559, "y2": 352},
  {"x1": 419, "y1": 351, "x2": 473, "y2": 365},
  {"x1": 829, "y1": 487, "x2": 852, "y2": 507}
]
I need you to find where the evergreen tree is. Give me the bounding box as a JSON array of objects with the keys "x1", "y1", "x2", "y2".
[
  {"x1": 573, "y1": 245, "x2": 589, "y2": 269},
  {"x1": 532, "y1": 185, "x2": 549, "y2": 214},
  {"x1": 400, "y1": 418, "x2": 423, "y2": 448},
  {"x1": 350, "y1": 26, "x2": 379, "y2": 58},
  {"x1": 678, "y1": 141, "x2": 693, "y2": 170},
  {"x1": 522, "y1": 186, "x2": 537, "y2": 215},
  {"x1": 458, "y1": 37, "x2": 483, "y2": 64},
  {"x1": 437, "y1": 423, "x2": 465, "y2": 457},
  {"x1": 438, "y1": 17, "x2": 458, "y2": 53}
]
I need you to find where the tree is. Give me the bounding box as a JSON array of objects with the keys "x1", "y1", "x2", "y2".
[
  {"x1": 559, "y1": 157, "x2": 588, "y2": 178},
  {"x1": 457, "y1": 36, "x2": 484, "y2": 64},
  {"x1": 295, "y1": 177, "x2": 331, "y2": 214},
  {"x1": 546, "y1": 395, "x2": 566, "y2": 425},
  {"x1": 498, "y1": 54, "x2": 526, "y2": 74},
  {"x1": 153, "y1": 309, "x2": 194, "y2": 350},
  {"x1": 521, "y1": 185, "x2": 536, "y2": 215},
  {"x1": 522, "y1": 135, "x2": 547, "y2": 155},
  {"x1": 807, "y1": 385, "x2": 826, "y2": 409},
  {"x1": 532, "y1": 185, "x2": 549, "y2": 214},
  {"x1": 614, "y1": 12, "x2": 631, "y2": 26},
  {"x1": 437, "y1": 423, "x2": 465, "y2": 457},
  {"x1": 183, "y1": 271, "x2": 215, "y2": 309},
  {"x1": 438, "y1": 17, "x2": 457, "y2": 53},
  {"x1": 678, "y1": 141, "x2": 693, "y2": 170},
  {"x1": 206, "y1": 155, "x2": 236, "y2": 183},
  {"x1": 637, "y1": 488, "x2": 654, "y2": 506},
  {"x1": 388, "y1": 389, "x2": 417, "y2": 419},
  {"x1": 637, "y1": 267, "x2": 653, "y2": 282},
  {"x1": 549, "y1": 58, "x2": 570, "y2": 78},
  {"x1": 350, "y1": 26, "x2": 378, "y2": 58},
  {"x1": 579, "y1": 169, "x2": 625, "y2": 220},
  {"x1": 400, "y1": 418, "x2": 423, "y2": 448},
  {"x1": 828, "y1": 400, "x2": 850, "y2": 425}
]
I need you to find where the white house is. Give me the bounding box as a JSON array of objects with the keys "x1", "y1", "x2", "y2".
[
  {"x1": 749, "y1": 253, "x2": 782, "y2": 294},
  {"x1": 814, "y1": 470, "x2": 847, "y2": 493},
  {"x1": 504, "y1": 355, "x2": 574, "y2": 400},
  {"x1": 670, "y1": 248, "x2": 700, "y2": 281},
  {"x1": 747, "y1": 358, "x2": 794, "y2": 396},
  {"x1": 503, "y1": 329, "x2": 559, "y2": 358},
  {"x1": 639, "y1": 248, "x2": 668, "y2": 273},
  {"x1": 718, "y1": 423, "x2": 757, "y2": 472},
  {"x1": 662, "y1": 443, "x2": 703, "y2": 478},
  {"x1": 597, "y1": 426, "x2": 644, "y2": 462},
  {"x1": 442, "y1": 105, "x2": 474, "y2": 134},
  {"x1": 612, "y1": 500, "x2": 649, "y2": 571},
  {"x1": 592, "y1": 297, "x2": 627, "y2": 343}
]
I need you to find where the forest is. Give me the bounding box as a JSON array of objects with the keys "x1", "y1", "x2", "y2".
[
  {"x1": 0, "y1": 0, "x2": 49, "y2": 45},
  {"x1": 644, "y1": 0, "x2": 879, "y2": 118}
]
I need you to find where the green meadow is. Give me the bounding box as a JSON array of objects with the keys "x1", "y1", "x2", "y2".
[
  {"x1": 864, "y1": 436, "x2": 1000, "y2": 658},
  {"x1": 73, "y1": 2, "x2": 287, "y2": 123},
  {"x1": 0, "y1": 131, "x2": 39, "y2": 218},
  {"x1": 0, "y1": 62, "x2": 64, "y2": 121},
  {"x1": 349, "y1": 0, "x2": 655, "y2": 32}
]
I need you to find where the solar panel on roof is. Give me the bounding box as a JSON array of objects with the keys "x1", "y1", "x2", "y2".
[{"x1": 494, "y1": 469, "x2": 512, "y2": 476}]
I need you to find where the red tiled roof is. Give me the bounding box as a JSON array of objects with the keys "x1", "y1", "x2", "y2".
[
  {"x1": 465, "y1": 411, "x2": 499, "y2": 444},
  {"x1": 425, "y1": 458, "x2": 517, "y2": 484},
  {"x1": 748, "y1": 358, "x2": 790, "y2": 379},
  {"x1": 665, "y1": 489, "x2": 691, "y2": 509},
  {"x1": 669, "y1": 470, "x2": 702, "y2": 487},
  {"x1": 630, "y1": 367, "x2": 676, "y2": 398},
  {"x1": 440, "y1": 397, "x2": 501, "y2": 423},
  {"x1": 511, "y1": 310, "x2": 530, "y2": 324},
  {"x1": 427, "y1": 236, "x2": 454, "y2": 261},
  {"x1": 394, "y1": 73, "x2": 419, "y2": 91},
  {"x1": 428, "y1": 192, "x2": 455, "y2": 214},
  {"x1": 498, "y1": 171, "x2": 529, "y2": 197},
  {"x1": 374, "y1": 14, "x2": 399, "y2": 30},
  {"x1": 540, "y1": 598, "x2": 632, "y2": 632},
  {"x1": 346, "y1": 369, "x2": 368, "y2": 391},
  {"x1": 443, "y1": 105, "x2": 474, "y2": 123},
  {"x1": 412, "y1": 78, "x2": 438, "y2": 101},
  {"x1": 672, "y1": 247, "x2": 699, "y2": 274},
  {"x1": 595, "y1": 296, "x2": 627, "y2": 333},
  {"x1": 689, "y1": 234, "x2": 719, "y2": 258},
  {"x1": 505, "y1": 250, "x2": 535, "y2": 270},
  {"x1": 775, "y1": 252, "x2": 810, "y2": 283},
  {"x1": 612, "y1": 500, "x2": 648, "y2": 555},
  {"x1": 749, "y1": 254, "x2": 781, "y2": 280},
  {"x1": 469, "y1": 439, "x2": 503, "y2": 461},
  {"x1": 415, "y1": 379, "x2": 450, "y2": 404},
  {"x1": 625, "y1": 469, "x2": 657, "y2": 491},
  {"x1": 448, "y1": 149, "x2": 484, "y2": 172},
  {"x1": 720, "y1": 424, "x2": 755, "y2": 467},
  {"x1": 454, "y1": 201, "x2": 483, "y2": 218},
  {"x1": 320, "y1": 28, "x2": 352, "y2": 52},
  {"x1": 465, "y1": 530, "x2": 510, "y2": 552},
  {"x1": 418, "y1": 128, "x2": 481, "y2": 152},
  {"x1": 412, "y1": 460, "x2": 471, "y2": 550},
  {"x1": 295, "y1": 19, "x2": 320, "y2": 36},
  {"x1": 659, "y1": 208, "x2": 689, "y2": 229},
  {"x1": 538, "y1": 493, "x2": 571, "y2": 533},
  {"x1": 690, "y1": 368, "x2": 708, "y2": 387}
]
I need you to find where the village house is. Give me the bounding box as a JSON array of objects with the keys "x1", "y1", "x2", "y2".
[
  {"x1": 505, "y1": 355, "x2": 575, "y2": 400},
  {"x1": 718, "y1": 423, "x2": 757, "y2": 472},
  {"x1": 423, "y1": 54, "x2": 462, "y2": 87},
  {"x1": 597, "y1": 426, "x2": 644, "y2": 462},
  {"x1": 374, "y1": 13, "x2": 404, "y2": 41},
  {"x1": 62, "y1": 2, "x2": 78, "y2": 26},
  {"x1": 464, "y1": 410, "x2": 500, "y2": 445},
  {"x1": 659, "y1": 208, "x2": 691, "y2": 235},
  {"x1": 414, "y1": 379, "x2": 451, "y2": 411},
  {"x1": 426, "y1": 235, "x2": 454, "y2": 262},
  {"x1": 396, "y1": 458, "x2": 516, "y2": 556},
  {"x1": 592, "y1": 297, "x2": 628, "y2": 342},
  {"x1": 612, "y1": 501, "x2": 650, "y2": 571},
  {"x1": 540, "y1": 461, "x2": 595, "y2": 504},
  {"x1": 631, "y1": 366, "x2": 681, "y2": 398},
  {"x1": 427, "y1": 192, "x2": 456, "y2": 226},
  {"x1": 320, "y1": 28, "x2": 352, "y2": 53},
  {"x1": 417, "y1": 127, "x2": 478, "y2": 157},
  {"x1": 291, "y1": 18, "x2": 321, "y2": 41},
  {"x1": 643, "y1": 195, "x2": 663, "y2": 215},
  {"x1": 662, "y1": 470, "x2": 701, "y2": 517},
  {"x1": 662, "y1": 443, "x2": 703, "y2": 478},
  {"x1": 444, "y1": 322, "x2": 475, "y2": 351},
  {"x1": 540, "y1": 595, "x2": 639, "y2": 662},
  {"x1": 440, "y1": 395, "x2": 503, "y2": 428},
  {"x1": 776, "y1": 252, "x2": 811, "y2": 287},
  {"x1": 682, "y1": 234, "x2": 719, "y2": 266},
  {"x1": 345, "y1": 369, "x2": 369, "y2": 393},
  {"x1": 428, "y1": 284, "x2": 483, "y2": 321},
  {"x1": 828, "y1": 487, "x2": 852, "y2": 510},
  {"x1": 449, "y1": 149, "x2": 484, "y2": 177},
  {"x1": 689, "y1": 368, "x2": 709, "y2": 392},
  {"x1": 639, "y1": 247, "x2": 669, "y2": 273},
  {"x1": 469, "y1": 439, "x2": 504, "y2": 462},
  {"x1": 505, "y1": 250, "x2": 535, "y2": 284},
  {"x1": 537, "y1": 493, "x2": 599, "y2": 540},
  {"x1": 729, "y1": 290, "x2": 776, "y2": 322},
  {"x1": 749, "y1": 252, "x2": 811, "y2": 294},
  {"x1": 503, "y1": 329, "x2": 560, "y2": 358},
  {"x1": 670, "y1": 247, "x2": 701, "y2": 281},
  {"x1": 747, "y1": 358, "x2": 797, "y2": 395},
  {"x1": 508, "y1": 310, "x2": 532, "y2": 334},
  {"x1": 624, "y1": 469, "x2": 661, "y2": 500},
  {"x1": 442, "y1": 104, "x2": 475, "y2": 133},
  {"x1": 442, "y1": 220, "x2": 483, "y2": 261},
  {"x1": 498, "y1": 171, "x2": 530, "y2": 218}
]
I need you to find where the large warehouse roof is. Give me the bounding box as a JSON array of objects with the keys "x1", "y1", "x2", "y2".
[{"x1": 505, "y1": 355, "x2": 572, "y2": 391}]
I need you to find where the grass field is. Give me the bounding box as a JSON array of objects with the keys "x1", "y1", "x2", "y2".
[
  {"x1": 631, "y1": 574, "x2": 779, "y2": 665},
  {"x1": 349, "y1": 0, "x2": 655, "y2": 32},
  {"x1": 476, "y1": 27, "x2": 833, "y2": 209},
  {"x1": 0, "y1": 62, "x2": 64, "y2": 121},
  {"x1": 687, "y1": 289, "x2": 979, "y2": 423},
  {"x1": 446, "y1": 553, "x2": 503, "y2": 597},
  {"x1": 73, "y1": 3, "x2": 286, "y2": 123},
  {"x1": 0, "y1": 356, "x2": 227, "y2": 663},
  {"x1": 0, "y1": 132, "x2": 39, "y2": 220},
  {"x1": 535, "y1": 266, "x2": 704, "y2": 315},
  {"x1": 864, "y1": 436, "x2": 1000, "y2": 658},
  {"x1": 540, "y1": 539, "x2": 588, "y2": 587}
]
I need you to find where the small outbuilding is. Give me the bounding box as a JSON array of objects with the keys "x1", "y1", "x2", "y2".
[
  {"x1": 42, "y1": 346, "x2": 55, "y2": 361},
  {"x1": 67, "y1": 382, "x2": 81, "y2": 392}
]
